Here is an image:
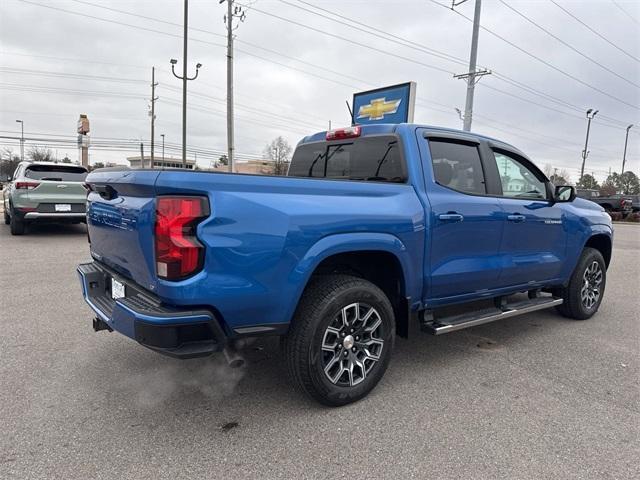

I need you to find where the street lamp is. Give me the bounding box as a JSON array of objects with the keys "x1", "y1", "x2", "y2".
[
  {"x1": 15, "y1": 119, "x2": 24, "y2": 161},
  {"x1": 621, "y1": 124, "x2": 633, "y2": 174},
  {"x1": 160, "y1": 134, "x2": 165, "y2": 162},
  {"x1": 170, "y1": 0, "x2": 202, "y2": 168},
  {"x1": 580, "y1": 109, "x2": 598, "y2": 180}
]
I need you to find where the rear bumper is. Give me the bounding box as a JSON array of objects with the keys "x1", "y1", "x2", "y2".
[{"x1": 77, "y1": 261, "x2": 227, "y2": 359}]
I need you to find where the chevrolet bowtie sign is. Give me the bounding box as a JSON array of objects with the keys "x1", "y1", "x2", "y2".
[
  {"x1": 357, "y1": 98, "x2": 402, "y2": 121},
  {"x1": 352, "y1": 82, "x2": 416, "y2": 125}
]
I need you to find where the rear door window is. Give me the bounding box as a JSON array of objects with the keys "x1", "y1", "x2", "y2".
[
  {"x1": 428, "y1": 139, "x2": 486, "y2": 195},
  {"x1": 288, "y1": 136, "x2": 405, "y2": 182},
  {"x1": 25, "y1": 165, "x2": 88, "y2": 182}
]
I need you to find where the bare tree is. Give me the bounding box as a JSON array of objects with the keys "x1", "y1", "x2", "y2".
[
  {"x1": 28, "y1": 146, "x2": 55, "y2": 162},
  {"x1": 1, "y1": 148, "x2": 21, "y2": 180},
  {"x1": 264, "y1": 136, "x2": 292, "y2": 176}
]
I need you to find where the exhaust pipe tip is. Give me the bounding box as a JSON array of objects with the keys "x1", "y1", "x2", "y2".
[{"x1": 223, "y1": 347, "x2": 245, "y2": 368}]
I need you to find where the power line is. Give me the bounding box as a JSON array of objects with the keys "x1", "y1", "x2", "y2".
[
  {"x1": 16, "y1": 0, "x2": 226, "y2": 49},
  {"x1": 611, "y1": 0, "x2": 640, "y2": 26},
  {"x1": 18, "y1": 0, "x2": 637, "y2": 130},
  {"x1": 497, "y1": 0, "x2": 639, "y2": 89},
  {"x1": 10, "y1": 0, "x2": 640, "y2": 154},
  {"x1": 0, "y1": 67, "x2": 148, "y2": 85},
  {"x1": 268, "y1": 0, "x2": 638, "y2": 128},
  {"x1": 237, "y1": 2, "x2": 456, "y2": 75},
  {"x1": 550, "y1": 0, "x2": 640, "y2": 63},
  {"x1": 477, "y1": 82, "x2": 638, "y2": 137},
  {"x1": 0, "y1": 51, "x2": 151, "y2": 70},
  {"x1": 0, "y1": 82, "x2": 147, "y2": 99},
  {"x1": 427, "y1": 0, "x2": 639, "y2": 110},
  {"x1": 277, "y1": 0, "x2": 469, "y2": 68}
]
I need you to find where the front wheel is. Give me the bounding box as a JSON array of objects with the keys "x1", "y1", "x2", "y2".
[
  {"x1": 556, "y1": 247, "x2": 606, "y2": 320},
  {"x1": 284, "y1": 275, "x2": 395, "y2": 407}
]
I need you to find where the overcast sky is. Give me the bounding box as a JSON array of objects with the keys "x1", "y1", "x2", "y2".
[{"x1": 1, "y1": 0, "x2": 638, "y2": 181}]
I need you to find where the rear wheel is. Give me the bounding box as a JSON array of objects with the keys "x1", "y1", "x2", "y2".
[
  {"x1": 284, "y1": 274, "x2": 395, "y2": 406},
  {"x1": 9, "y1": 208, "x2": 25, "y2": 235},
  {"x1": 556, "y1": 247, "x2": 606, "y2": 320}
]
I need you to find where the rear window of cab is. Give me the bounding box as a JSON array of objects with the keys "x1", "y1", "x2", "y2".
[{"x1": 288, "y1": 135, "x2": 406, "y2": 183}]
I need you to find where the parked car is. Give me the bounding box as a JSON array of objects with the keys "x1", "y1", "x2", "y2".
[
  {"x1": 3, "y1": 161, "x2": 88, "y2": 235},
  {"x1": 576, "y1": 188, "x2": 632, "y2": 216},
  {"x1": 77, "y1": 124, "x2": 612, "y2": 406},
  {"x1": 624, "y1": 194, "x2": 640, "y2": 213}
]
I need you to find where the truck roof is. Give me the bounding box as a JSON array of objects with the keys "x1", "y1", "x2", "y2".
[{"x1": 299, "y1": 123, "x2": 524, "y2": 156}]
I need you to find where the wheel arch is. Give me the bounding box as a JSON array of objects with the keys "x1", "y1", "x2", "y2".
[
  {"x1": 584, "y1": 233, "x2": 612, "y2": 268},
  {"x1": 287, "y1": 233, "x2": 419, "y2": 337}
]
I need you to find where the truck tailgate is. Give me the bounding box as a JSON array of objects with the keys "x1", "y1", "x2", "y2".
[{"x1": 86, "y1": 169, "x2": 160, "y2": 292}]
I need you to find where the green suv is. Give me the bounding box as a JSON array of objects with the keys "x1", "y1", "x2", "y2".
[{"x1": 3, "y1": 162, "x2": 88, "y2": 235}]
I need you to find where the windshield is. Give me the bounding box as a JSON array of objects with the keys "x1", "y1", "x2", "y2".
[
  {"x1": 288, "y1": 135, "x2": 405, "y2": 183},
  {"x1": 25, "y1": 165, "x2": 88, "y2": 182}
]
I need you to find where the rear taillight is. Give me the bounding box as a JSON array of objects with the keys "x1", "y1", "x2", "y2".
[
  {"x1": 155, "y1": 196, "x2": 209, "y2": 280},
  {"x1": 15, "y1": 181, "x2": 40, "y2": 190}
]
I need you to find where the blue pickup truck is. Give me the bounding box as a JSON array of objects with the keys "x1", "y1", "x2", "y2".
[{"x1": 78, "y1": 124, "x2": 613, "y2": 406}]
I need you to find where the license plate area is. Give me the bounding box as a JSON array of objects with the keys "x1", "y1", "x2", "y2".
[
  {"x1": 111, "y1": 277, "x2": 126, "y2": 300},
  {"x1": 55, "y1": 204, "x2": 71, "y2": 212}
]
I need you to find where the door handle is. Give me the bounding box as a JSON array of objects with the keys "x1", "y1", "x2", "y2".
[
  {"x1": 507, "y1": 214, "x2": 526, "y2": 223},
  {"x1": 438, "y1": 213, "x2": 464, "y2": 222}
]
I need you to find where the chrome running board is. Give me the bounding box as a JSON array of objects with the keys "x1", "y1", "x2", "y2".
[{"x1": 421, "y1": 296, "x2": 563, "y2": 335}]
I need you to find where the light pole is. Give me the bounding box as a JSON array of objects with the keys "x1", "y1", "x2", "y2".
[
  {"x1": 621, "y1": 124, "x2": 633, "y2": 174},
  {"x1": 171, "y1": 0, "x2": 202, "y2": 168},
  {"x1": 580, "y1": 108, "x2": 598, "y2": 180},
  {"x1": 161, "y1": 134, "x2": 165, "y2": 162},
  {"x1": 15, "y1": 119, "x2": 24, "y2": 161}
]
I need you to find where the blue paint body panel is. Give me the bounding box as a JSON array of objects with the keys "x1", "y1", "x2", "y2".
[{"x1": 81, "y1": 123, "x2": 613, "y2": 337}]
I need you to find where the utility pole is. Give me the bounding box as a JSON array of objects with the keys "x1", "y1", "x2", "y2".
[
  {"x1": 580, "y1": 108, "x2": 598, "y2": 180},
  {"x1": 15, "y1": 119, "x2": 24, "y2": 161},
  {"x1": 453, "y1": 0, "x2": 491, "y2": 132},
  {"x1": 150, "y1": 66, "x2": 158, "y2": 168},
  {"x1": 621, "y1": 124, "x2": 633, "y2": 173},
  {"x1": 222, "y1": 0, "x2": 246, "y2": 173},
  {"x1": 161, "y1": 134, "x2": 165, "y2": 161},
  {"x1": 140, "y1": 142, "x2": 145, "y2": 169},
  {"x1": 171, "y1": 0, "x2": 202, "y2": 168}
]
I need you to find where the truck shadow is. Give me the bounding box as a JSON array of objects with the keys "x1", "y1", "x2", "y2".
[{"x1": 88, "y1": 309, "x2": 569, "y2": 431}]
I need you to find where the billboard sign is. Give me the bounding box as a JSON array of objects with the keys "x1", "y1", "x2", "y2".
[{"x1": 352, "y1": 82, "x2": 416, "y2": 125}]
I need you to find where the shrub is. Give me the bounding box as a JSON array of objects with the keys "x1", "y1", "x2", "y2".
[{"x1": 609, "y1": 212, "x2": 624, "y2": 221}]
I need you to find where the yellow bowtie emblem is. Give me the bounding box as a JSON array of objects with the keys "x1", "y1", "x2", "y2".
[{"x1": 357, "y1": 97, "x2": 402, "y2": 121}]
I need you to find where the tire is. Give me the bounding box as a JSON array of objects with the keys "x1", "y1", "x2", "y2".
[
  {"x1": 9, "y1": 209, "x2": 25, "y2": 235},
  {"x1": 556, "y1": 247, "x2": 606, "y2": 320},
  {"x1": 284, "y1": 274, "x2": 395, "y2": 407}
]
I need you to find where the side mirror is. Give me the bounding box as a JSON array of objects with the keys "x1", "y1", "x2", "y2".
[{"x1": 554, "y1": 185, "x2": 576, "y2": 202}]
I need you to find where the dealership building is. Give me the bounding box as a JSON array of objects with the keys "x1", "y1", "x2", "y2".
[{"x1": 126, "y1": 155, "x2": 197, "y2": 169}]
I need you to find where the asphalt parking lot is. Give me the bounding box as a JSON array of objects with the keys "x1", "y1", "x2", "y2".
[{"x1": 0, "y1": 223, "x2": 638, "y2": 479}]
